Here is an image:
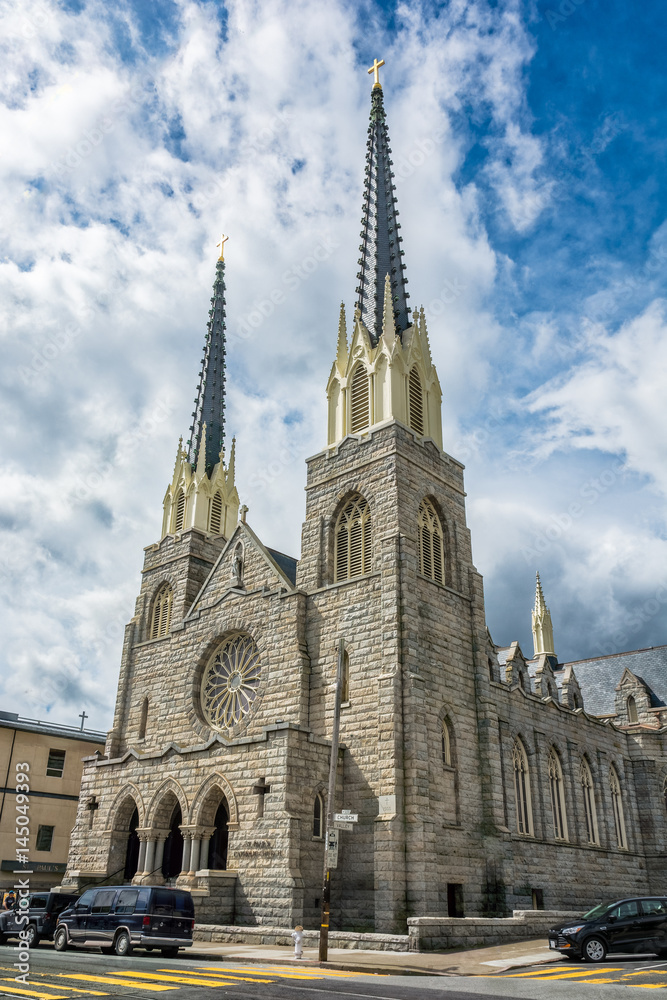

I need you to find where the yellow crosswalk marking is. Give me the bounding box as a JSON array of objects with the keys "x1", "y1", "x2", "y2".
[
  {"x1": 104, "y1": 971, "x2": 240, "y2": 987},
  {"x1": 0, "y1": 986, "x2": 70, "y2": 999},
  {"x1": 157, "y1": 968, "x2": 275, "y2": 984},
  {"x1": 500, "y1": 967, "x2": 624, "y2": 979},
  {"x1": 197, "y1": 963, "x2": 374, "y2": 978},
  {"x1": 53, "y1": 974, "x2": 177, "y2": 992}
]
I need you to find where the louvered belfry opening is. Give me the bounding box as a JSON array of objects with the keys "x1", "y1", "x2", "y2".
[
  {"x1": 418, "y1": 498, "x2": 444, "y2": 584},
  {"x1": 209, "y1": 491, "x2": 223, "y2": 534},
  {"x1": 409, "y1": 367, "x2": 424, "y2": 435},
  {"x1": 350, "y1": 364, "x2": 370, "y2": 433},
  {"x1": 335, "y1": 495, "x2": 372, "y2": 582},
  {"x1": 173, "y1": 490, "x2": 186, "y2": 531},
  {"x1": 356, "y1": 84, "x2": 410, "y2": 346},
  {"x1": 188, "y1": 258, "x2": 228, "y2": 474},
  {"x1": 150, "y1": 584, "x2": 173, "y2": 640}
]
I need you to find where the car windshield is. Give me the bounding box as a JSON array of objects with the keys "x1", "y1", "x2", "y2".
[{"x1": 582, "y1": 901, "x2": 617, "y2": 920}]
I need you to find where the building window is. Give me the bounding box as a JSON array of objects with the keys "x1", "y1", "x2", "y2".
[
  {"x1": 350, "y1": 364, "x2": 370, "y2": 433},
  {"x1": 512, "y1": 739, "x2": 533, "y2": 836},
  {"x1": 341, "y1": 650, "x2": 350, "y2": 703},
  {"x1": 408, "y1": 367, "x2": 424, "y2": 435},
  {"x1": 313, "y1": 793, "x2": 324, "y2": 838},
  {"x1": 209, "y1": 492, "x2": 223, "y2": 535},
  {"x1": 334, "y1": 495, "x2": 371, "y2": 582},
  {"x1": 173, "y1": 489, "x2": 186, "y2": 531},
  {"x1": 418, "y1": 498, "x2": 445, "y2": 583},
  {"x1": 442, "y1": 719, "x2": 452, "y2": 766},
  {"x1": 46, "y1": 749, "x2": 66, "y2": 778},
  {"x1": 627, "y1": 695, "x2": 638, "y2": 724},
  {"x1": 547, "y1": 749, "x2": 568, "y2": 841},
  {"x1": 150, "y1": 584, "x2": 173, "y2": 639},
  {"x1": 610, "y1": 765, "x2": 627, "y2": 849},
  {"x1": 36, "y1": 825, "x2": 54, "y2": 852},
  {"x1": 138, "y1": 697, "x2": 149, "y2": 741},
  {"x1": 580, "y1": 758, "x2": 599, "y2": 845}
]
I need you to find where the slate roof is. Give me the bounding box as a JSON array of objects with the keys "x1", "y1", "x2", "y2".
[
  {"x1": 266, "y1": 548, "x2": 298, "y2": 586},
  {"x1": 555, "y1": 645, "x2": 667, "y2": 716}
]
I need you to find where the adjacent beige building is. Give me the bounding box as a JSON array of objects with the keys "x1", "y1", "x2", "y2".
[{"x1": 0, "y1": 712, "x2": 105, "y2": 892}]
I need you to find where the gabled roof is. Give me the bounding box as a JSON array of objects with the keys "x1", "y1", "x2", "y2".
[{"x1": 555, "y1": 645, "x2": 667, "y2": 716}]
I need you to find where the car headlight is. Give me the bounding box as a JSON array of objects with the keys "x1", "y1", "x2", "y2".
[{"x1": 560, "y1": 926, "x2": 584, "y2": 936}]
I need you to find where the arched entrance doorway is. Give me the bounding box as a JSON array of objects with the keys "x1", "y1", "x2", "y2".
[
  {"x1": 161, "y1": 804, "x2": 183, "y2": 880},
  {"x1": 124, "y1": 807, "x2": 140, "y2": 880},
  {"x1": 208, "y1": 799, "x2": 229, "y2": 870}
]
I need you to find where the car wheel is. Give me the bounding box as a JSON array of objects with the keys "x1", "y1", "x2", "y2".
[
  {"x1": 583, "y1": 936, "x2": 607, "y2": 963},
  {"x1": 161, "y1": 947, "x2": 179, "y2": 959},
  {"x1": 114, "y1": 931, "x2": 132, "y2": 957},
  {"x1": 54, "y1": 927, "x2": 68, "y2": 952},
  {"x1": 25, "y1": 925, "x2": 39, "y2": 948}
]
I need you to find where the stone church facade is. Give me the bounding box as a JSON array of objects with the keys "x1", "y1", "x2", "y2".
[{"x1": 63, "y1": 72, "x2": 667, "y2": 933}]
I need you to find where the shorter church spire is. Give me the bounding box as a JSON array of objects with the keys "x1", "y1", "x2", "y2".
[
  {"x1": 336, "y1": 302, "x2": 348, "y2": 374},
  {"x1": 532, "y1": 572, "x2": 555, "y2": 657}
]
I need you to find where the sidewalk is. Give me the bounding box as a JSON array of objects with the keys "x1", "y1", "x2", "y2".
[{"x1": 187, "y1": 937, "x2": 560, "y2": 976}]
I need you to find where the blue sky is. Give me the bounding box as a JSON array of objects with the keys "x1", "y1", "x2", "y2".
[{"x1": 1, "y1": 0, "x2": 666, "y2": 727}]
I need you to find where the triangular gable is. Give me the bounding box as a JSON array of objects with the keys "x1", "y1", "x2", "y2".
[{"x1": 187, "y1": 521, "x2": 297, "y2": 616}]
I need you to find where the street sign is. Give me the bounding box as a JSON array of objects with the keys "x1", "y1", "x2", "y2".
[
  {"x1": 326, "y1": 829, "x2": 339, "y2": 868},
  {"x1": 332, "y1": 820, "x2": 354, "y2": 831},
  {"x1": 334, "y1": 812, "x2": 358, "y2": 822}
]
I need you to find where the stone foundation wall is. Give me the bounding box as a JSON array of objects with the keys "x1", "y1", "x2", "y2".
[
  {"x1": 407, "y1": 910, "x2": 579, "y2": 952},
  {"x1": 194, "y1": 923, "x2": 409, "y2": 952}
]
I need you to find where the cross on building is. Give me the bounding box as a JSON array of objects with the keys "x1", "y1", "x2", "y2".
[
  {"x1": 79, "y1": 711, "x2": 88, "y2": 731},
  {"x1": 252, "y1": 777, "x2": 271, "y2": 818},
  {"x1": 86, "y1": 795, "x2": 99, "y2": 828},
  {"x1": 368, "y1": 57, "x2": 385, "y2": 88}
]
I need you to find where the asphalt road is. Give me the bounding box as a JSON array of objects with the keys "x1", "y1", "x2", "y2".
[{"x1": 0, "y1": 944, "x2": 666, "y2": 1000}]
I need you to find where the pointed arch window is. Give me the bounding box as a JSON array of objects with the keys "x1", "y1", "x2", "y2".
[
  {"x1": 610, "y1": 765, "x2": 626, "y2": 849},
  {"x1": 418, "y1": 499, "x2": 445, "y2": 584},
  {"x1": 442, "y1": 719, "x2": 452, "y2": 766},
  {"x1": 350, "y1": 364, "x2": 370, "y2": 433},
  {"x1": 138, "y1": 697, "x2": 149, "y2": 741},
  {"x1": 547, "y1": 749, "x2": 568, "y2": 841},
  {"x1": 627, "y1": 695, "x2": 638, "y2": 724},
  {"x1": 580, "y1": 758, "x2": 599, "y2": 845},
  {"x1": 408, "y1": 367, "x2": 424, "y2": 435},
  {"x1": 334, "y1": 495, "x2": 371, "y2": 581},
  {"x1": 150, "y1": 584, "x2": 173, "y2": 639},
  {"x1": 209, "y1": 492, "x2": 223, "y2": 535},
  {"x1": 173, "y1": 490, "x2": 186, "y2": 532},
  {"x1": 512, "y1": 739, "x2": 533, "y2": 836},
  {"x1": 313, "y1": 793, "x2": 324, "y2": 839}
]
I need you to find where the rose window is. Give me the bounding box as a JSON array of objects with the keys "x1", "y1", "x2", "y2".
[{"x1": 201, "y1": 632, "x2": 261, "y2": 729}]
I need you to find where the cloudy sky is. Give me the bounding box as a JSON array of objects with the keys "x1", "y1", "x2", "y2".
[{"x1": 1, "y1": 0, "x2": 666, "y2": 729}]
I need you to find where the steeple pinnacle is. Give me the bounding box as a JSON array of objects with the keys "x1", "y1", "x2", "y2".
[
  {"x1": 188, "y1": 254, "x2": 227, "y2": 474},
  {"x1": 355, "y1": 75, "x2": 410, "y2": 346},
  {"x1": 532, "y1": 572, "x2": 555, "y2": 657}
]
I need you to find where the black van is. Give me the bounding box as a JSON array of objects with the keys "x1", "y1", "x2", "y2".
[
  {"x1": 54, "y1": 885, "x2": 195, "y2": 957},
  {"x1": 0, "y1": 891, "x2": 79, "y2": 946}
]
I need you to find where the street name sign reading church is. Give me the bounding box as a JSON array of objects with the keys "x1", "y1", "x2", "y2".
[{"x1": 332, "y1": 810, "x2": 358, "y2": 832}]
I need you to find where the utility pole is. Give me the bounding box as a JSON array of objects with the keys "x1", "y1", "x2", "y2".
[{"x1": 318, "y1": 638, "x2": 344, "y2": 963}]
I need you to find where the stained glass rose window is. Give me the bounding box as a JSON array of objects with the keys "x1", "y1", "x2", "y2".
[{"x1": 201, "y1": 633, "x2": 261, "y2": 729}]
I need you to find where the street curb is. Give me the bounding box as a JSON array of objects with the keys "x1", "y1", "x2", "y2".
[{"x1": 187, "y1": 950, "x2": 437, "y2": 976}]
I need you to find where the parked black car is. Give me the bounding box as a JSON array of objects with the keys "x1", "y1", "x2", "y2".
[
  {"x1": 549, "y1": 897, "x2": 667, "y2": 962},
  {"x1": 54, "y1": 885, "x2": 194, "y2": 957},
  {"x1": 0, "y1": 891, "x2": 79, "y2": 947}
]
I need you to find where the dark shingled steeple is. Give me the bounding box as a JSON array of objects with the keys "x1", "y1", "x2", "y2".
[
  {"x1": 355, "y1": 83, "x2": 410, "y2": 346},
  {"x1": 188, "y1": 257, "x2": 227, "y2": 474}
]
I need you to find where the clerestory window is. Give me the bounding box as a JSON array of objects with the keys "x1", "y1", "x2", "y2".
[
  {"x1": 334, "y1": 495, "x2": 371, "y2": 582},
  {"x1": 580, "y1": 758, "x2": 599, "y2": 845},
  {"x1": 610, "y1": 765, "x2": 627, "y2": 849},
  {"x1": 547, "y1": 749, "x2": 568, "y2": 841},
  {"x1": 512, "y1": 738, "x2": 533, "y2": 836}
]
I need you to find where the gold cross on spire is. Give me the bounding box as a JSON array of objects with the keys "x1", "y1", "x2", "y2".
[
  {"x1": 216, "y1": 234, "x2": 229, "y2": 260},
  {"x1": 368, "y1": 58, "x2": 385, "y2": 88}
]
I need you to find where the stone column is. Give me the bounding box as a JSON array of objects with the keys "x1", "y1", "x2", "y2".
[
  {"x1": 144, "y1": 838, "x2": 156, "y2": 875},
  {"x1": 180, "y1": 832, "x2": 192, "y2": 875},
  {"x1": 154, "y1": 835, "x2": 167, "y2": 874},
  {"x1": 189, "y1": 838, "x2": 201, "y2": 875},
  {"x1": 199, "y1": 836, "x2": 210, "y2": 871},
  {"x1": 137, "y1": 835, "x2": 147, "y2": 873}
]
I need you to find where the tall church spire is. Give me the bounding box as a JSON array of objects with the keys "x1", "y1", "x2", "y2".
[
  {"x1": 355, "y1": 64, "x2": 410, "y2": 346},
  {"x1": 532, "y1": 572, "x2": 555, "y2": 657},
  {"x1": 188, "y1": 250, "x2": 228, "y2": 474}
]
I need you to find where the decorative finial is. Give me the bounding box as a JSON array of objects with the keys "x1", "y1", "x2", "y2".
[
  {"x1": 368, "y1": 58, "x2": 385, "y2": 89},
  {"x1": 216, "y1": 234, "x2": 229, "y2": 260}
]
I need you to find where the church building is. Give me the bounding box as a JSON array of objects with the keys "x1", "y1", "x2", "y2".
[{"x1": 63, "y1": 66, "x2": 667, "y2": 933}]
